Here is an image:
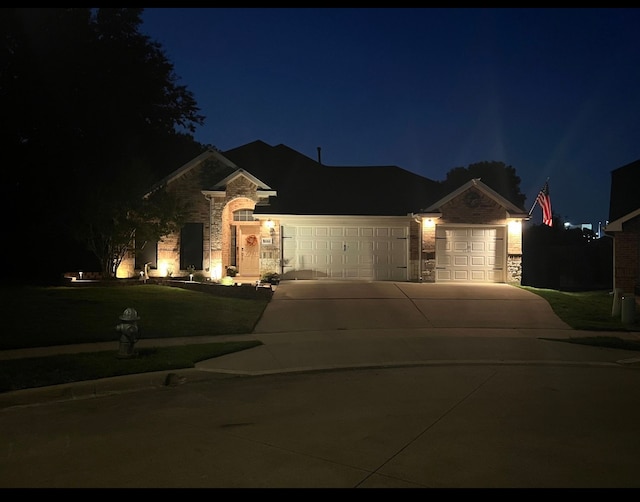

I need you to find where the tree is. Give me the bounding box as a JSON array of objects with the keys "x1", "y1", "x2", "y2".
[
  {"x1": 439, "y1": 161, "x2": 526, "y2": 209},
  {"x1": 83, "y1": 184, "x2": 193, "y2": 279},
  {"x1": 1, "y1": 8, "x2": 207, "y2": 281}
]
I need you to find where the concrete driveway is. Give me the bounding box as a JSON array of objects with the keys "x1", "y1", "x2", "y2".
[
  {"x1": 195, "y1": 281, "x2": 639, "y2": 376},
  {"x1": 253, "y1": 281, "x2": 570, "y2": 333}
]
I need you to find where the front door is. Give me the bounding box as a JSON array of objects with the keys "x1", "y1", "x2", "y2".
[{"x1": 237, "y1": 224, "x2": 260, "y2": 277}]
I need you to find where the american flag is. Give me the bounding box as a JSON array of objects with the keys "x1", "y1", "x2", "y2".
[{"x1": 536, "y1": 181, "x2": 553, "y2": 227}]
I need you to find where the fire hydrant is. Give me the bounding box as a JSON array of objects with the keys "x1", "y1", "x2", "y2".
[{"x1": 116, "y1": 307, "x2": 141, "y2": 358}]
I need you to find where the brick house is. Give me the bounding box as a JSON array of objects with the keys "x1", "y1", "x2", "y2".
[
  {"x1": 604, "y1": 159, "x2": 640, "y2": 300},
  {"x1": 119, "y1": 140, "x2": 529, "y2": 283}
]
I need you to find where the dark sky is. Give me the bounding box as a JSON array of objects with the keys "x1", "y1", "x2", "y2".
[{"x1": 141, "y1": 7, "x2": 640, "y2": 233}]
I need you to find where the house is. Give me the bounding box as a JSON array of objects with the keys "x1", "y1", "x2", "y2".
[
  {"x1": 604, "y1": 159, "x2": 640, "y2": 299},
  {"x1": 120, "y1": 140, "x2": 529, "y2": 283}
]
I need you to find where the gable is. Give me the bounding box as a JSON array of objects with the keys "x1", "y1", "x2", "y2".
[
  {"x1": 420, "y1": 178, "x2": 528, "y2": 219},
  {"x1": 145, "y1": 149, "x2": 237, "y2": 197}
]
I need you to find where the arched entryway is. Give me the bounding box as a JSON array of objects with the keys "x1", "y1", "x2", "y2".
[{"x1": 222, "y1": 198, "x2": 260, "y2": 278}]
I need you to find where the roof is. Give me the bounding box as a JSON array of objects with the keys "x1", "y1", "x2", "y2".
[
  {"x1": 608, "y1": 158, "x2": 640, "y2": 222},
  {"x1": 154, "y1": 140, "x2": 528, "y2": 217},
  {"x1": 223, "y1": 141, "x2": 442, "y2": 216}
]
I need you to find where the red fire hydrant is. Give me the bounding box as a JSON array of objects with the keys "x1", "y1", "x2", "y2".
[{"x1": 116, "y1": 307, "x2": 141, "y2": 358}]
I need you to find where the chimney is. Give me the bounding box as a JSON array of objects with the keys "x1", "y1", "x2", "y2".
[{"x1": 317, "y1": 146, "x2": 322, "y2": 165}]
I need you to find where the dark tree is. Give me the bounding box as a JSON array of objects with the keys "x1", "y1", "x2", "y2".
[
  {"x1": 1, "y1": 8, "x2": 207, "y2": 282},
  {"x1": 439, "y1": 161, "x2": 527, "y2": 209}
]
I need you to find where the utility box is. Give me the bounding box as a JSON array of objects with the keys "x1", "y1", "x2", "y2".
[{"x1": 621, "y1": 294, "x2": 636, "y2": 324}]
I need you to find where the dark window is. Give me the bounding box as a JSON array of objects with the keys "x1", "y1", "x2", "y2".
[
  {"x1": 180, "y1": 223, "x2": 203, "y2": 270},
  {"x1": 135, "y1": 240, "x2": 157, "y2": 270}
]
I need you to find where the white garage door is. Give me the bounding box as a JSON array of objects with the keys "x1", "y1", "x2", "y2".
[
  {"x1": 434, "y1": 226, "x2": 505, "y2": 282},
  {"x1": 282, "y1": 224, "x2": 408, "y2": 281}
]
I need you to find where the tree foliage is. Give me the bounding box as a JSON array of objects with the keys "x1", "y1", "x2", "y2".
[
  {"x1": 439, "y1": 161, "x2": 526, "y2": 209},
  {"x1": 1, "y1": 8, "x2": 208, "y2": 281}
]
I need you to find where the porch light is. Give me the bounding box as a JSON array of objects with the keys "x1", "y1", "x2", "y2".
[{"x1": 265, "y1": 219, "x2": 275, "y2": 229}]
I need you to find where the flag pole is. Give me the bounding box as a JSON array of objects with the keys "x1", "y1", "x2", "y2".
[{"x1": 528, "y1": 177, "x2": 549, "y2": 216}]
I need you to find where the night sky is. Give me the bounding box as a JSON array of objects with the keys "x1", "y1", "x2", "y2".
[{"x1": 141, "y1": 8, "x2": 640, "y2": 233}]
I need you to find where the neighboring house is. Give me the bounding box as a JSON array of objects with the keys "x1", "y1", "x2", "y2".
[
  {"x1": 120, "y1": 140, "x2": 529, "y2": 283},
  {"x1": 604, "y1": 159, "x2": 640, "y2": 298}
]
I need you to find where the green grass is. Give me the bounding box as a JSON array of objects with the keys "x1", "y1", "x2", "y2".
[
  {"x1": 1, "y1": 284, "x2": 269, "y2": 393},
  {"x1": 520, "y1": 286, "x2": 640, "y2": 353},
  {"x1": 0, "y1": 284, "x2": 269, "y2": 349},
  {"x1": 519, "y1": 286, "x2": 640, "y2": 332}
]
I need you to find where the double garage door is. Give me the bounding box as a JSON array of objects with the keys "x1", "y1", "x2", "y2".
[
  {"x1": 281, "y1": 223, "x2": 408, "y2": 281},
  {"x1": 435, "y1": 226, "x2": 505, "y2": 282}
]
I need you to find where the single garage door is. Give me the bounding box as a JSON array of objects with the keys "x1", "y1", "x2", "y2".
[
  {"x1": 434, "y1": 226, "x2": 505, "y2": 282},
  {"x1": 282, "y1": 224, "x2": 408, "y2": 280}
]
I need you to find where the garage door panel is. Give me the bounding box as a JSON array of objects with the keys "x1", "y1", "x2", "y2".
[
  {"x1": 362, "y1": 240, "x2": 375, "y2": 252},
  {"x1": 435, "y1": 269, "x2": 452, "y2": 280},
  {"x1": 360, "y1": 254, "x2": 374, "y2": 265},
  {"x1": 454, "y1": 270, "x2": 469, "y2": 280},
  {"x1": 299, "y1": 240, "x2": 314, "y2": 251},
  {"x1": 453, "y1": 241, "x2": 468, "y2": 252},
  {"x1": 453, "y1": 255, "x2": 468, "y2": 266},
  {"x1": 470, "y1": 256, "x2": 486, "y2": 266}
]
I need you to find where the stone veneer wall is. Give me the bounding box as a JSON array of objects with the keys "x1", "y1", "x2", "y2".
[{"x1": 507, "y1": 255, "x2": 522, "y2": 284}]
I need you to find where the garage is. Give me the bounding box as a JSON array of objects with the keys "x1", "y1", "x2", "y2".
[
  {"x1": 281, "y1": 221, "x2": 408, "y2": 281},
  {"x1": 434, "y1": 226, "x2": 505, "y2": 282}
]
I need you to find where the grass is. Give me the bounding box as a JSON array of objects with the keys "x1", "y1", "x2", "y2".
[
  {"x1": 518, "y1": 286, "x2": 640, "y2": 332},
  {"x1": 1, "y1": 284, "x2": 269, "y2": 393},
  {"x1": 519, "y1": 285, "x2": 640, "y2": 353},
  {"x1": 0, "y1": 284, "x2": 269, "y2": 349},
  {"x1": 2, "y1": 284, "x2": 640, "y2": 394}
]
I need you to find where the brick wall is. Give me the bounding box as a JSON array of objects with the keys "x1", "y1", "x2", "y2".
[{"x1": 614, "y1": 216, "x2": 640, "y2": 294}]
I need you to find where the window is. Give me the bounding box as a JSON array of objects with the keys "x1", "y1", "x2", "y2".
[
  {"x1": 233, "y1": 209, "x2": 255, "y2": 221},
  {"x1": 135, "y1": 240, "x2": 157, "y2": 270},
  {"x1": 180, "y1": 223, "x2": 203, "y2": 270}
]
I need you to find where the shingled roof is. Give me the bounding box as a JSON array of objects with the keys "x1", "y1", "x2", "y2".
[{"x1": 223, "y1": 140, "x2": 441, "y2": 216}]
